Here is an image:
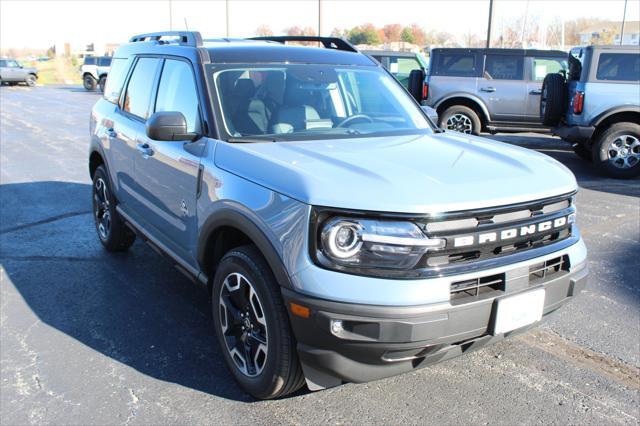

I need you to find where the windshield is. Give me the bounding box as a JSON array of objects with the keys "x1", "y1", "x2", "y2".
[{"x1": 212, "y1": 64, "x2": 432, "y2": 141}]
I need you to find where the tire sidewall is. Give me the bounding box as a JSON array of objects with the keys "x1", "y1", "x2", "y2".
[
  {"x1": 26, "y1": 75, "x2": 36, "y2": 87},
  {"x1": 593, "y1": 123, "x2": 640, "y2": 179},
  {"x1": 211, "y1": 250, "x2": 287, "y2": 399},
  {"x1": 98, "y1": 76, "x2": 106, "y2": 93},
  {"x1": 92, "y1": 166, "x2": 114, "y2": 245},
  {"x1": 83, "y1": 75, "x2": 96, "y2": 90}
]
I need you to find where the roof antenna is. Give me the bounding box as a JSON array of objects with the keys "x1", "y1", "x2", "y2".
[{"x1": 184, "y1": 18, "x2": 189, "y2": 31}]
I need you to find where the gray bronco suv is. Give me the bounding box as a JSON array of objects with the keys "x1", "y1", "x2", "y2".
[
  {"x1": 89, "y1": 32, "x2": 588, "y2": 399},
  {"x1": 541, "y1": 45, "x2": 640, "y2": 179}
]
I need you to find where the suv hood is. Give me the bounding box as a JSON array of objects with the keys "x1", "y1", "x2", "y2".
[{"x1": 214, "y1": 132, "x2": 577, "y2": 214}]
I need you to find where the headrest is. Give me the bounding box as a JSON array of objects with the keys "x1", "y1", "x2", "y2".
[{"x1": 233, "y1": 79, "x2": 255, "y2": 98}]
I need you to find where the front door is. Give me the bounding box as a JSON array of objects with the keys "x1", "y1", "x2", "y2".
[
  {"x1": 477, "y1": 54, "x2": 527, "y2": 122},
  {"x1": 133, "y1": 58, "x2": 206, "y2": 262}
]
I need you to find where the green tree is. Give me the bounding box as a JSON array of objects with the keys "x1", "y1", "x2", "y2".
[
  {"x1": 401, "y1": 27, "x2": 415, "y2": 43},
  {"x1": 348, "y1": 23, "x2": 380, "y2": 45}
]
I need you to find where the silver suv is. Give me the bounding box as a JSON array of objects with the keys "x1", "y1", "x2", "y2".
[
  {"x1": 541, "y1": 45, "x2": 640, "y2": 179},
  {"x1": 0, "y1": 58, "x2": 38, "y2": 87},
  {"x1": 424, "y1": 48, "x2": 566, "y2": 134},
  {"x1": 89, "y1": 32, "x2": 587, "y2": 399}
]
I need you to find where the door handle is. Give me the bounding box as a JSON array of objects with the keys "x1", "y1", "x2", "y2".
[
  {"x1": 529, "y1": 89, "x2": 542, "y2": 95},
  {"x1": 106, "y1": 128, "x2": 117, "y2": 138},
  {"x1": 480, "y1": 87, "x2": 496, "y2": 92},
  {"x1": 136, "y1": 143, "x2": 154, "y2": 157}
]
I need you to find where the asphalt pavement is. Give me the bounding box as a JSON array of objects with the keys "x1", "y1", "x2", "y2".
[{"x1": 1, "y1": 85, "x2": 638, "y2": 425}]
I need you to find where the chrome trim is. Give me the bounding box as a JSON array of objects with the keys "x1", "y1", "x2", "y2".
[{"x1": 361, "y1": 233, "x2": 445, "y2": 247}]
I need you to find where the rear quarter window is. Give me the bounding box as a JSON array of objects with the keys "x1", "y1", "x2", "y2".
[
  {"x1": 98, "y1": 57, "x2": 112, "y2": 67},
  {"x1": 596, "y1": 53, "x2": 640, "y2": 81},
  {"x1": 103, "y1": 58, "x2": 132, "y2": 104},
  {"x1": 432, "y1": 52, "x2": 478, "y2": 77},
  {"x1": 84, "y1": 57, "x2": 96, "y2": 65}
]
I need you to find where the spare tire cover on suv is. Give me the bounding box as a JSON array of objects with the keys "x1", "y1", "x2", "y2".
[{"x1": 540, "y1": 73, "x2": 567, "y2": 126}]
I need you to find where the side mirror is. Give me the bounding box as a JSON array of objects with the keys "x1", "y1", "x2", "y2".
[
  {"x1": 146, "y1": 111, "x2": 198, "y2": 141},
  {"x1": 408, "y1": 69, "x2": 426, "y2": 103},
  {"x1": 421, "y1": 106, "x2": 439, "y2": 124}
]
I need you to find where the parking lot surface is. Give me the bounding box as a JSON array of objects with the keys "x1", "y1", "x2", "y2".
[{"x1": 1, "y1": 85, "x2": 638, "y2": 425}]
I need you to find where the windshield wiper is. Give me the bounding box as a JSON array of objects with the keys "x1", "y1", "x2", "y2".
[{"x1": 226, "y1": 136, "x2": 279, "y2": 143}]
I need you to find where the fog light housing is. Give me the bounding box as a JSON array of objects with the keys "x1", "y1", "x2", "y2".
[{"x1": 330, "y1": 320, "x2": 344, "y2": 336}]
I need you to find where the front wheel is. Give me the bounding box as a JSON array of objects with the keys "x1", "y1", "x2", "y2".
[
  {"x1": 83, "y1": 75, "x2": 97, "y2": 90},
  {"x1": 439, "y1": 105, "x2": 481, "y2": 135},
  {"x1": 25, "y1": 74, "x2": 37, "y2": 87},
  {"x1": 592, "y1": 122, "x2": 640, "y2": 179},
  {"x1": 211, "y1": 245, "x2": 304, "y2": 399}
]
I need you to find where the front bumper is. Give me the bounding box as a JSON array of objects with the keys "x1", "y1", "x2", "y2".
[
  {"x1": 553, "y1": 125, "x2": 595, "y2": 143},
  {"x1": 283, "y1": 252, "x2": 588, "y2": 390}
]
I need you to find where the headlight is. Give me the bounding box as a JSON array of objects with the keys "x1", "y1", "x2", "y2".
[{"x1": 319, "y1": 217, "x2": 445, "y2": 270}]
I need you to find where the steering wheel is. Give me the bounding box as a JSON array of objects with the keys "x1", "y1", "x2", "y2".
[{"x1": 337, "y1": 114, "x2": 374, "y2": 128}]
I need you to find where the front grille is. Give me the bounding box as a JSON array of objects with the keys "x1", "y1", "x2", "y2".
[{"x1": 419, "y1": 194, "x2": 575, "y2": 268}]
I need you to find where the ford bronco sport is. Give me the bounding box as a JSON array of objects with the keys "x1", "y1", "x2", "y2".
[
  {"x1": 541, "y1": 45, "x2": 640, "y2": 179},
  {"x1": 424, "y1": 48, "x2": 567, "y2": 134},
  {"x1": 89, "y1": 32, "x2": 588, "y2": 399}
]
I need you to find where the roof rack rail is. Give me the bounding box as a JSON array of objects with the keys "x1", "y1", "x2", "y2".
[
  {"x1": 249, "y1": 36, "x2": 358, "y2": 53},
  {"x1": 129, "y1": 31, "x2": 203, "y2": 47}
]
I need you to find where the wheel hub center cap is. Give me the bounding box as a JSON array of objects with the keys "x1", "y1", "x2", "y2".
[{"x1": 244, "y1": 317, "x2": 251, "y2": 329}]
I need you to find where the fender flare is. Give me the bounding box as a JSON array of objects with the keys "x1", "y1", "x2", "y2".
[
  {"x1": 591, "y1": 105, "x2": 640, "y2": 128},
  {"x1": 197, "y1": 203, "x2": 293, "y2": 289},
  {"x1": 434, "y1": 93, "x2": 491, "y2": 122}
]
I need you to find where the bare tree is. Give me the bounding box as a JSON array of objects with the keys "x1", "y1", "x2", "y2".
[
  {"x1": 255, "y1": 25, "x2": 273, "y2": 36},
  {"x1": 382, "y1": 24, "x2": 402, "y2": 43}
]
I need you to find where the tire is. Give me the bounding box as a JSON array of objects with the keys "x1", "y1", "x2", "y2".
[
  {"x1": 92, "y1": 165, "x2": 136, "y2": 251},
  {"x1": 83, "y1": 74, "x2": 97, "y2": 90},
  {"x1": 439, "y1": 105, "x2": 481, "y2": 135},
  {"x1": 592, "y1": 122, "x2": 640, "y2": 179},
  {"x1": 25, "y1": 74, "x2": 37, "y2": 87},
  {"x1": 211, "y1": 245, "x2": 305, "y2": 399},
  {"x1": 98, "y1": 76, "x2": 107, "y2": 93},
  {"x1": 540, "y1": 73, "x2": 566, "y2": 126},
  {"x1": 573, "y1": 142, "x2": 592, "y2": 162}
]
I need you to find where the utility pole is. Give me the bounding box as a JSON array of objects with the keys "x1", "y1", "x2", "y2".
[
  {"x1": 520, "y1": 0, "x2": 530, "y2": 47},
  {"x1": 620, "y1": 0, "x2": 628, "y2": 45},
  {"x1": 318, "y1": 0, "x2": 322, "y2": 36},
  {"x1": 226, "y1": 0, "x2": 230, "y2": 38},
  {"x1": 485, "y1": 0, "x2": 494, "y2": 48},
  {"x1": 169, "y1": 0, "x2": 173, "y2": 31}
]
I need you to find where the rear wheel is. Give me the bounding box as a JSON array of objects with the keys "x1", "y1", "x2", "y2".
[
  {"x1": 540, "y1": 73, "x2": 566, "y2": 126},
  {"x1": 92, "y1": 165, "x2": 136, "y2": 251},
  {"x1": 98, "y1": 76, "x2": 107, "y2": 93},
  {"x1": 440, "y1": 105, "x2": 481, "y2": 135},
  {"x1": 211, "y1": 245, "x2": 305, "y2": 399},
  {"x1": 83, "y1": 74, "x2": 97, "y2": 90},
  {"x1": 592, "y1": 122, "x2": 640, "y2": 179}
]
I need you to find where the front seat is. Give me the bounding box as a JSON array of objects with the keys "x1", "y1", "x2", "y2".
[
  {"x1": 231, "y1": 79, "x2": 268, "y2": 135},
  {"x1": 274, "y1": 81, "x2": 321, "y2": 131}
]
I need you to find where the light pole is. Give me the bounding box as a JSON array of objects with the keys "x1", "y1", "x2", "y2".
[
  {"x1": 169, "y1": 0, "x2": 173, "y2": 31},
  {"x1": 226, "y1": 0, "x2": 230, "y2": 38},
  {"x1": 318, "y1": 0, "x2": 322, "y2": 36},
  {"x1": 620, "y1": 0, "x2": 628, "y2": 45},
  {"x1": 486, "y1": 0, "x2": 494, "y2": 48}
]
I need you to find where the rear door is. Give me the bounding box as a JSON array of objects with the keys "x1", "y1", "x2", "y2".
[
  {"x1": 525, "y1": 55, "x2": 567, "y2": 121},
  {"x1": 133, "y1": 58, "x2": 205, "y2": 261},
  {"x1": 477, "y1": 54, "x2": 527, "y2": 121},
  {"x1": 109, "y1": 56, "x2": 162, "y2": 209}
]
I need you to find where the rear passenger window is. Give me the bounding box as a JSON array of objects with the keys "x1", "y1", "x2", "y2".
[
  {"x1": 98, "y1": 57, "x2": 112, "y2": 67},
  {"x1": 532, "y1": 57, "x2": 567, "y2": 81},
  {"x1": 84, "y1": 57, "x2": 96, "y2": 65},
  {"x1": 123, "y1": 58, "x2": 161, "y2": 119},
  {"x1": 433, "y1": 53, "x2": 478, "y2": 77},
  {"x1": 484, "y1": 55, "x2": 523, "y2": 80},
  {"x1": 155, "y1": 59, "x2": 201, "y2": 133},
  {"x1": 596, "y1": 53, "x2": 640, "y2": 81},
  {"x1": 103, "y1": 58, "x2": 132, "y2": 104}
]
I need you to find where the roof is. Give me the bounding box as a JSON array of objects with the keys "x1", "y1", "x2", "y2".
[
  {"x1": 114, "y1": 32, "x2": 377, "y2": 66},
  {"x1": 431, "y1": 48, "x2": 566, "y2": 57}
]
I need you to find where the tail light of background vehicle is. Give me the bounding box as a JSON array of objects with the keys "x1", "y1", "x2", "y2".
[
  {"x1": 573, "y1": 91, "x2": 584, "y2": 115},
  {"x1": 422, "y1": 83, "x2": 429, "y2": 100}
]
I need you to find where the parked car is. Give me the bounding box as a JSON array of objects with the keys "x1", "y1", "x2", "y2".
[
  {"x1": 89, "y1": 32, "x2": 587, "y2": 399},
  {"x1": 81, "y1": 56, "x2": 111, "y2": 91},
  {"x1": 363, "y1": 50, "x2": 428, "y2": 89},
  {"x1": 423, "y1": 48, "x2": 567, "y2": 134},
  {"x1": 0, "y1": 58, "x2": 38, "y2": 86},
  {"x1": 541, "y1": 45, "x2": 640, "y2": 179}
]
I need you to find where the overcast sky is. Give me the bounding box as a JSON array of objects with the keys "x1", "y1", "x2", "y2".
[{"x1": 1, "y1": 0, "x2": 638, "y2": 49}]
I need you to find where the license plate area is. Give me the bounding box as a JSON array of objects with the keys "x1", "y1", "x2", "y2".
[{"x1": 492, "y1": 288, "x2": 545, "y2": 335}]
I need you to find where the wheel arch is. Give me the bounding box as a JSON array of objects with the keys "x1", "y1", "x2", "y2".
[
  {"x1": 198, "y1": 206, "x2": 293, "y2": 293},
  {"x1": 435, "y1": 94, "x2": 490, "y2": 127}
]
